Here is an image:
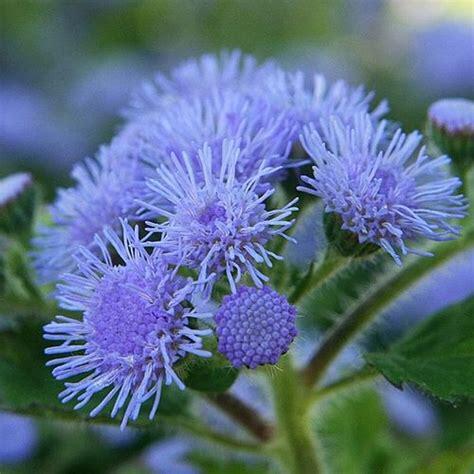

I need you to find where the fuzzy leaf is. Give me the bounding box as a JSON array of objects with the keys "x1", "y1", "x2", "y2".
[{"x1": 366, "y1": 297, "x2": 474, "y2": 402}]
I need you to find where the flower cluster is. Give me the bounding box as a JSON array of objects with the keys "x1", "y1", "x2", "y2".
[
  {"x1": 35, "y1": 51, "x2": 467, "y2": 427},
  {"x1": 298, "y1": 114, "x2": 467, "y2": 263}
]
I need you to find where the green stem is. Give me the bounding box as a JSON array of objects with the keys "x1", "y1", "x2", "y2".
[
  {"x1": 306, "y1": 366, "x2": 378, "y2": 408},
  {"x1": 206, "y1": 392, "x2": 274, "y2": 442},
  {"x1": 301, "y1": 226, "x2": 474, "y2": 388},
  {"x1": 288, "y1": 246, "x2": 348, "y2": 304},
  {"x1": 269, "y1": 354, "x2": 321, "y2": 473}
]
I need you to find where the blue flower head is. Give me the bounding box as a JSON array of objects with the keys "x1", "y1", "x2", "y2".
[
  {"x1": 144, "y1": 141, "x2": 298, "y2": 294},
  {"x1": 127, "y1": 50, "x2": 279, "y2": 115},
  {"x1": 428, "y1": 98, "x2": 474, "y2": 135},
  {"x1": 266, "y1": 71, "x2": 388, "y2": 136},
  {"x1": 119, "y1": 90, "x2": 295, "y2": 186},
  {"x1": 298, "y1": 114, "x2": 467, "y2": 264},
  {"x1": 32, "y1": 142, "x2": 146, "y2": 283},
  {"x1": 215, "y1": 286, "x2": 297, "y2": 369},
  {"x1": 44, "y1": 222, "x2": 211, "y2": 429}
]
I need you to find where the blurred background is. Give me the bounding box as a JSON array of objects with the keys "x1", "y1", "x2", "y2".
[{"x1": 1, "y1": 1, "x2": 473, "y2": 473}]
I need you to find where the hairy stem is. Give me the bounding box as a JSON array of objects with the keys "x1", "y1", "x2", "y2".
[
  {"x1": 269, "y1": 355, "x2": 321, "y2": 473},
  {"x1": 301, "y1": 226, "x2": 474, "y2": 387},
  {"x1": 306, "y1": 366, "x2": 378, "y2": 408},
  {"x1": 206, "y1": 392, "x2": 274, "y2": 442},
  {"x1": 289, "y1": 246, "x2": 348, "y2": 304}
]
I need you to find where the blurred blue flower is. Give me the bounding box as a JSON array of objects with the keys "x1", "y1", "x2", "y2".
[
  {"x1": 380, "y1": 382, "x2": 438, "y2": 437},
  {"x1": 411, "y1": 22, "x2": 474, "y2": 96},
  {"x1": 143, "y1": 437, "x2": 199, "y2": 474},
  {"x1": 144, "y1": 141, "x2": 298, "y2": 294},
  {"x1": 44, "y1": 222, "x2": 212, "y2": 429},
  {"x1": 0, "y1": 412, "x2": 38, "y2": 465},
  {"x1": 299, "y1": 114, "x2": 467, "y2": 264},
  {"x1": 0, "y1": 83, "x2": 86, "y2": 168}
]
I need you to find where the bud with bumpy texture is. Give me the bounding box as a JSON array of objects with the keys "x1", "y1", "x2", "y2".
[
  {"x1": 215, "y1": 286, "x2": 297, "y2": 369},
  {"x1": 427, "y1": 98, "x2": 474, "y2": 176}
]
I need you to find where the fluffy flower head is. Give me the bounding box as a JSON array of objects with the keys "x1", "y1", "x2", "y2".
[
  {"x1": 265, "y1": 71, "x2": 388, "y2": 136},
  {"x1": 32, "y1": 143, "x2": 145, "y2": 283},
  {"x1": 119, "y1": 90, "x2": 294, "y2": 186},
  {"x1": 298, "y1": 114, "x2": 467, "y2": 264},
  {"x1": 128, "y1": 50, "x2": 279, "y2": 116},
  {"x1": 44, "y1": 222, "x2": 211, "y2": 429},
  {"x1": 144, "y1": 141, "x2": 298, "y2": 294},
  {"x1": 215, "y1": 286, "x2": 297, "y2": 368}
]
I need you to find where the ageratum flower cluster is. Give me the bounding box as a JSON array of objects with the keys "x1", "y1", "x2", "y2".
[{"x1": 35, "y1": 51, "x2": 467, "y2": 427}]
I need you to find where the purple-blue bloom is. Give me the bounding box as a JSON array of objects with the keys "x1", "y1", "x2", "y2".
[
  {"x1": 264, "y1": 70, "x2": 388, "y2": 137},
  {"x1": 118, "y1": 90, "x2": 295, "y2": 186},
  {"x1": 44, "y1": 222, "x2": 212, "y2": 429},
  {"x1": 428, "y1": 98, "x2": 474, "y2": 135},
  {"x1": 215, "y1": 286, "x2": 297, "y2": 369},
  {"x1": 298, "y1": 114, "x2": 467, "y2": 264},
  {"x1": 127, "y1": 50, "x2": 279, "y2": 115},
  {"x1": 144, "y1": 141, "x2": 298, "y2": 294},
  {"x1": 32, "y1": 141, "x2": 147, "y2": 283}
]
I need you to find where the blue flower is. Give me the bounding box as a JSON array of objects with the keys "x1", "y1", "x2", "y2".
[
  {"x1": 144, "y1": 141, "x2": 298, "y2": 294},
  {"x1": 119, "y1": 90, "x2": 295, "y2": 186},
  {"x1": 265, "y1": 70, "x2": 388, "y2": 136},
  {"x1": 44, "y1": 222, "x2": 212, "y2": 429},
  {"x1": 127, "y1": 50, "x2": 278, "y2": 115},
  {"x1": 428, "y1": 98, "x2": 474, "y2": 135},
  {"x1": 32, "y1": 142, "x2": 146, "y2": 283},
  {"x1": 215, "y1": 286, "x2": 297, "y2": 369},
  {"x1": 298, "y1": 114, "x2": 467, "y2": 264}
]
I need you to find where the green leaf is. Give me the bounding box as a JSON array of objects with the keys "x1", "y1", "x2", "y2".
[
  {"x1": 179, "y1": 336, "x2": 239, "y2": 392},
  {"x1": 0, "y1": 239, "x2": 43, "y2": 305},
  {"x1": 315, "y1": 387, "x2": 421, "y2": 474},
  {"x1": 413, "y1": 448, "x2": 474, "y2": 474},
  {"x1": 366, "y1": 297, "x2": 474, "y2": 402}
]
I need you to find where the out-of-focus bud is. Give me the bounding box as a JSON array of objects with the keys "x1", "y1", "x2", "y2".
[
  {"x1": 0, "y1": 173, "x2": 36, "y2": 239},
  {"x1": 427, "y1": 98, "x2": 474, "y2": 176}
]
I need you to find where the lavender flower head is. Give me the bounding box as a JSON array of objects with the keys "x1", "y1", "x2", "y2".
[
  {"x1": 428, "y1": 98, "x2": 474, "y2": 135},
  {"x1": 215, "y1": 286, "x2": 297, "y2": 368},
  {"x1": 119, "y1": 90, "x2": 294, "y2": 186},
  {"x1": 32, "y1": 142, "x2": 146, "y2": 283},
  {"x1": 128, "y1": 50, "x2": 279, "y2": 115},
  {"x1": 144, "y1": 141, "x2": 298, "y2": 294},
  {"x1": 265, "y1": 70, "x2": 388, "y2": 137},
  {"x1": 298, "y1": 114, "x2": 467, "y2": 264},
  {"x1": 44, "y1": 222, "x2": 212, "y2": 429}
]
